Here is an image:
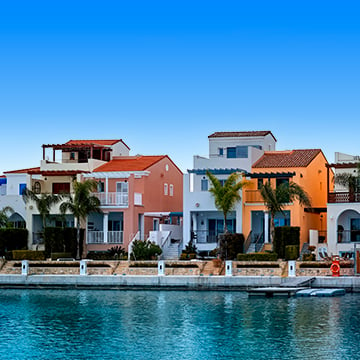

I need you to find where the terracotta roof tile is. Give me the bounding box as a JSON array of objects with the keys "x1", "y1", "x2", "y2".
[
  {"x1": 252, "y1": 149, "x2": 322, "y2": 168},
  {"x1": 4, "y1": 167, "x2": 41, "y2": 174},
  {"x1": 65, "y1": 139, "x2": 126, "y2": 146},
  {"x1": 209, "y1": 131, "x2": 276, "y2": 140},
  {"x1": 93, "y1": 156, "x2": 166, "y2": 172}
]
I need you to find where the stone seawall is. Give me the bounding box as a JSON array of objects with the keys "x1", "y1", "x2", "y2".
[{"x1": 0, "y1": 275, "x2": 359, "y2": 292}]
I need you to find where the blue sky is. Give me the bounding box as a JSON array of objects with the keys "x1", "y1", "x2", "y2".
[{"x1": 1, "y1": 0, "x2": 359, "y2": 174}]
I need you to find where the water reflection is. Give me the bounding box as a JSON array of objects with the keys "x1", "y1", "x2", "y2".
[{"x1": 0, "y1": 290, "x2": 359, "y2": 359}]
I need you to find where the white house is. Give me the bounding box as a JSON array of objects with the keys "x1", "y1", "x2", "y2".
[
  {"x1": 183, "y1": 131, "x2": 277, "y2": 254},
  {"x1": 326, "y1": 152, "x2": 360, "y2": 259}
]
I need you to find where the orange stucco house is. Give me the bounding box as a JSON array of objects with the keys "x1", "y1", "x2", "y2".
[
  {"x1": 243, "y1": 149, "x2": 330, "y2": 252},
  {"x1": 83, "y1": 155, "x2": 183, "y2": 254}
]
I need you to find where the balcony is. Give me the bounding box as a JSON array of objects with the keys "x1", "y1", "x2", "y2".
[
  {"x1": 191, "y1": 230, "x2": 218, "y2": 244},
  {"x1": 93, "y1": 192, "x2": 128, "y2": 207},
  {"x1": 87, "y1": 231, "x2": 124, "y2": 244},
  {"x1": 244, "y1": 190, "x2": 264, "y2": 203},
  {"x1": 328, "y1": 192, "x2": 360, "y2": 203}
]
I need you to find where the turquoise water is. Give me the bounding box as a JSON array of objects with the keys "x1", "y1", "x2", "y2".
[{"x1": 0, "y1": 290, "x2": 359, "y2": 360}]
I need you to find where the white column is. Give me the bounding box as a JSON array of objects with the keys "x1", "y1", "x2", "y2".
[
  {"x1": 80, "y1": 260, "x2": 88, "y2": 275},
  {"x1": 21, "y1": 260, "x2": 29, "y2": 276},
  {"x1": 264, "y1": 211, "x2": 270, "y2": 243},
  {"x1": 105, "y1": 175, "x2": 109, "y2": 204},
  {"x1": 158, "y1": 260, "x2": 165, "y2": 276},
  {"x1": 225, "y1": 261, "x2": 233, "y2": 276},
  {"x1": 103, "y1": 213, "x2": 109, "y2": 243}
]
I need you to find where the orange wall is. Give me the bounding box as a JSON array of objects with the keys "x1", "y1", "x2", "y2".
[{"x1": 243, "y1": 152, "x2": 329, "y2": 248}]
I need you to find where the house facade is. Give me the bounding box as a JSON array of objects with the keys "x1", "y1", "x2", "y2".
[
  {"x1": 326, "y1": 152, "x2": 360, "y2": 259},
  {"x1": 18, "y1": 139, "x2": 130, "y2": 248},
  {"x1": 243, "y1": 149, "x2": 330, "y2": 252},
  {"x1": 183, "y1": 131, "x2": 277, "y2": 253},
  {"x1": 83, "y1": 155, "x2": 183, "y2": 254}
]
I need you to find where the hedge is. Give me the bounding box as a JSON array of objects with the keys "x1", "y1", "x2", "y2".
[
  {"x1": 0, "y1": 229, "x2": 28, "y2": 255},
  {"x1": 12, "y1": 250, "x2": 46, "y2": 260},
  {"x1": 273, "y1": 226, "x2": 300, "y2": 259},
  {"x1": 44, "y1": 227, "x2": 84, "y2": 259},
  {"x1": 236, "y1": 252, "x2": 278, "y2": 261}
]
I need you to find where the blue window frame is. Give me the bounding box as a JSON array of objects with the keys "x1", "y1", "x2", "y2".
[
  {"x1": 227, "y1": 147, "x2": 236, "y2": 158},
  {"x1": 201, "y1": 179, "x2": 208, "y2": 191},
  {"x1": 218, "y1": 148, "x2": 224, "y2": 156},
  {"x1": 19, "y1": 183, "x2": 26, "y2": 195}
]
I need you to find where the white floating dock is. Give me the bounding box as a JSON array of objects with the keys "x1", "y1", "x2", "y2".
[{"x1": 296, "y1": 288, "x2": 346, "y2": 297}]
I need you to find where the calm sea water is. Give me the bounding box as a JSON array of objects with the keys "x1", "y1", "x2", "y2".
[{"x1": 0, "y1": 289, "x2": 359, "y2": 360}]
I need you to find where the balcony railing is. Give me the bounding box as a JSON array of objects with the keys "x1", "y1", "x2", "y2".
[
  {"x1": 328, "y1": 192, "x2": 360, "y2": 203},
  {"x1": 87, "y1": 231, "x2": 124, "y2": 244},
  {"x1": 338, "y1": 230, "x2": 360, "y2": 243},
  {"x1": 244, "y1": 190, "x2": 264, "y2": 203},
  {"x1": 93, "y1": 192, "x2": 128, "y2": 206},
  {"x1": 191, "y1": 230, "x2": 219, "y2": 244}
]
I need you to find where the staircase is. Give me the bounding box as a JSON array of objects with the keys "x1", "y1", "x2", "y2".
[{"x1": 162, "y1": 242, "x2": 181, "y2": 260}]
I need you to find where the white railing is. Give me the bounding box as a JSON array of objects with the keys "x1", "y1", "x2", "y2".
[
  {"x1": 108, "y1": 231, "x2": 124, "y2": 243},
  {"x1": 87, "y1": 231, "x2": 123, "y2": 244},
  {"x1": 93, "y1": 192, "x2": 128, "y2": 206},
  {"x1": 128, "y1": 231, "x2": 140, "y2": 260}
]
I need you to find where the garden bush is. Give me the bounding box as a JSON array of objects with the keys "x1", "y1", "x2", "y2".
[
  {"x1": 218, "y1": 233, "x2": 244, "y2": 260},
  {"x1": 273, "y1": 226, "x2": 300, "y2": 259},
  {"x1": 12, "y1": 250, "x2": 46, "y2": 260},
  {"x1": 285, "y1": 245, "x2": 299, "y2": 260},
  {"x1": 0, "y1": 228, "x2": 28, "y2": 255},
  {"x1": 236, "y1": 252, "x2": 278, "y2": 261},
  {"x1": 130, "y1": 240, "x2": 162, "y2": 260}
]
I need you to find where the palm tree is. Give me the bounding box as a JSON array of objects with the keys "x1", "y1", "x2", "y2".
[
  {"x1": 60, "y1": 179, "x2": 102, "y2": 259},
  {"x1": 23, "y1": 189, "x2": 63, "y2": 229},
  {"x1": 207, "y1": 171, "x2": 248, "y2": 233},
  {"x1": 259, "y1": 181, "x2": 311, "y2": 243},
  {"x1": 0, "y1": 206, "x2": 14, "y2": 228}
]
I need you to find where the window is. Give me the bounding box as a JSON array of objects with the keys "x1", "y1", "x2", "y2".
[
  {"x1": 227, "y1": 147, "x2": 236, "y2": 158},
  {"x1": 116, "y1": 182, "x2": 129, "y2": 205},
  {"x1": 274, "y1": 211, "x2": 290, "y2": 227},
  {"x1": 201, "y1": 178, "x2": 208, "y2": 191},
  {"x1": 19, "y1": 184, "x2": 26, "y2": 195},
  {"x1": 33, "y1": 181, "x2": 41, "y2": 194},
  {"x1": 164, "y1": 183, "x2": 168, "y2": 195},
  {"x1": 236, "y1": 146, "x2": 248, "y2": 158},
  {"x1": 227, "y1": 146, "x2": 248, "y2": 158},
  {"x1": 70, "y1": 152, "x2": 76, "y2": 160},
  {"x1": 276, "y1": 178, "x2": 289, "y2": 188},
  {"x1": 97, "y1": 181, "x2": 105, "y2": 192},
  {"x1": 257, "y1": 179, "x2": 263, "y2": 189},
  {"x1": 169, "y1": 184, "x2": 174, "y2": 196},
  {"x1": 218, "y1": 148, "x2": 224, "y2": 156},
  {"x1": 53, "y1": 183, "x2": 70, "y2": 194}
]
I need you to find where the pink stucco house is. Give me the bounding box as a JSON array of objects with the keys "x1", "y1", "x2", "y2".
[{"x1": 83, "y1": 155, "x2": 183, "y2": 254}]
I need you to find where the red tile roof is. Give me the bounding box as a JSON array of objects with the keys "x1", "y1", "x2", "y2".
[
  {"x1": 4, "y1": 167, "x2": 41, "y2": 174},
  {"x1": 93, "y1": 156, "x2": 167, "y2": 172},
  {"x1": 209, "y1": 131, "x2": 276, "y2": 140},
  {"x1": 65, "y1": 139, "x2": 130, "y2": 149},
  {"x1": 252, "y1": 149, "x2": 322, "y2": 168}
]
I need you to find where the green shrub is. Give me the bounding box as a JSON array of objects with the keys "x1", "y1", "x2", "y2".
[
  {"x1": 51, "y1": 252, "x2": 73, "y2": 260},
  {"x1": 285, "y1": 245, "x2": 299, "y2": 260},
  {"x1": 236, "y1": 252, "x2": 278, "y2": 261},
  {"x1": 12, "y1": 250, "x2": 46, "y2": 260},
  {"x1": 86, "y1": 250, "x2": 128, "y2": 260},
  {"x1": 0, "y1": 228, "x2": 28, "y2": 255},
  {"x1": 302, "y1": 253, "x2": 315, "y2": 261},
  {"x1": 218, "y1": 233, "x2": 244, "y2": 260},
  {"x1": 44, "y1": 227, "x2": 84, "y2": 259},
  {"x1": 130, "y1": 240, "x2": 162, "y2": 260},
  {"x1": 273, "y1": 226, "x2": 300, "y2": 259}
]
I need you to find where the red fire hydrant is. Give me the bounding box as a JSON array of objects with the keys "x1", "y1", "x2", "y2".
[{"x1": 330, "y1": 256, "x2": 340, "y2": 277}]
